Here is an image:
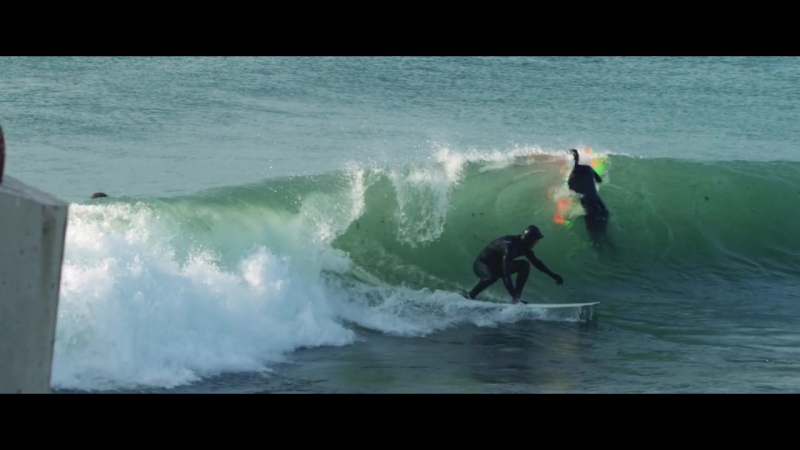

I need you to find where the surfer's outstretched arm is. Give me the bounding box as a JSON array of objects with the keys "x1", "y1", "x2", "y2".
[
  {"x1": 593, "y1": 168, "x2": 602, "y2": 183},
  {"x1": 525, "y1": 250, "x2": 563, "y2": 285}
]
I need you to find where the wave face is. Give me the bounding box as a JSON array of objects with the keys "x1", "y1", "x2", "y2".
[{"x1": 52, "y1": 146, "x2": 800, "y2": 390}]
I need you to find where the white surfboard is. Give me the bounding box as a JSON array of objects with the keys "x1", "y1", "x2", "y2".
[
  {"x1": 522, "y1": 302, "x2": 599, "y2": 308},
  {"x1": 451, "y1": 288, "x2": 598, "y2": 308},
  {"x1": 347, "y1": 269, "x2": 599, "y2": 311}
]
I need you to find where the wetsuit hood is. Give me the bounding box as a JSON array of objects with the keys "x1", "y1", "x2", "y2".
[{"x1": 521, "y1": 225, "x2": 543, "y2": 244}]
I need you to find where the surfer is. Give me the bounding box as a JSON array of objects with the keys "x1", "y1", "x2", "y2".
[
  {"x1": 567, "y1": 149, "x2": 609, "y2": 247},
  {"x1": 463, "y1": 225, "x2": 564, "y2": 304}
]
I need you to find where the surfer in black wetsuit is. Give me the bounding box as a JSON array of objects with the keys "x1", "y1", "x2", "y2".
[
  {"x1": 567, "y1": 149, "x2": 610, "y2": 248},
  {"x1": 463, "y1": 225, "x2": 564, "y2": 303}
]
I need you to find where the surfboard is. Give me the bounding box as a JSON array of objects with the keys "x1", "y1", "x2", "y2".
[
  {"x1": 347, "y1": 270, "x2": 599, "y2": 313},
  {"x1": 468, "y1": 299, "x2": 599, "y2": 309},
  {"x1": 453, "y1": 289, "x2": 598, "y2": 309},
  {"x1": 521, "y1": 301, "x2": 599, "y2": 308}
]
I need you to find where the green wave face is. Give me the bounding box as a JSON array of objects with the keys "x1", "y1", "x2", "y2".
[{"x1": 75, "y1": 148, "x2": 800, "y2": 300}]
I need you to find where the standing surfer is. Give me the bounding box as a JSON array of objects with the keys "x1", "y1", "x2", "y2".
[{"x1": 567, "y1": 149, "x2": 610, "y2": 248}]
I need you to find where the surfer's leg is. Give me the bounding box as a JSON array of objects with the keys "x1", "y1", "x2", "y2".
[
  {"x1": 597, "y1": 197, "x2": 609, "y2": 218},
  {"x1": 508, "y1": 260, "x2": 530, "y2": 299},
  {"x1": 584, "y1": 216, "x2": 603, "y2": 248},
  {"x1": 593, "y1": 198, "x2": 617, "y2": 252},
  {"x1": 468, "y1": 259, "x2": 497, "y2": 299},
  {"x1": 581, "y1": 197, "x2": 609, "y2": 249}
]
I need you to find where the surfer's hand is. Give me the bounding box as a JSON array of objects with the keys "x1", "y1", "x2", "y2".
[{"x1": 552, "y1": 274, "x2": 564, "y2": 285}]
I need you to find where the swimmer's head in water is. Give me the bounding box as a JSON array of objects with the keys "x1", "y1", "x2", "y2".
[
  {"x1": 91, "y1": 192, "x2": 108, "y2": 199},
  {"x1": 521, "y1": 225, "x2": 543, "y2": 246}
]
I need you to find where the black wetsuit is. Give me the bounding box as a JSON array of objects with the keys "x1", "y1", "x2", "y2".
[
  {"x1": 466, "y1": 235, "x2": 562, "y2": 302},
  {"x1": 568, "y1": 159, "x2": 609, "y2": 244}
]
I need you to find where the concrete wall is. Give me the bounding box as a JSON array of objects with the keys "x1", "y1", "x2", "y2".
[{"x1": 0, "y1": 127, "x2": 69, "y2": 393}]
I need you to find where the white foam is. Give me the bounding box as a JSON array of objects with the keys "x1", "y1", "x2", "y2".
[
  {"x1": 53, "y1": 203, "x2": 357, "y2": 392},
  {"x1": 386, "y1": 148, "x2": 466, "y2": 247}
]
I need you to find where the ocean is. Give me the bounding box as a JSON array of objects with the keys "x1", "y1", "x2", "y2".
[{"x1": 1, "y1": 56, "x2": 798, "y2": 393}]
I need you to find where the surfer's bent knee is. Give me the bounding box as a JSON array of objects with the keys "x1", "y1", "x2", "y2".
[{"x1": 473, "y1": 259, "x2": 496, "y2": 281}]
